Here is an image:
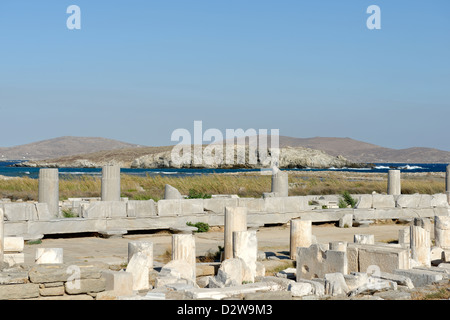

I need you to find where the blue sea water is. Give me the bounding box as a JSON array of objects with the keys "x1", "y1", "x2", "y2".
[{"x1": 0, "y1": 160, "x2": 447, "y2": 179}]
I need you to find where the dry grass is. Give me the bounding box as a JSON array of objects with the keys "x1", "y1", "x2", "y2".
[
  {"x1": 0, "y1": 171, "x2": 446, "y2": 201},
  {"x1": 411, "y1": 282, "x2": 450, "y2": 300}
]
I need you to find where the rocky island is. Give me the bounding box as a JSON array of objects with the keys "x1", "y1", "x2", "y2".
[{"x1": 15, "y1": 145, "x2": 362, "y2": 169}]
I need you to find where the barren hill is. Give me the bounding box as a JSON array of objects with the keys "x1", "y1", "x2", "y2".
[
  {"x1": 0, "y1": 136, "x2": 143, "y2": 161},
  {"x1": 276, "y1": 136, "x2": 450, "y2": 163},
  {"x1": 5, "y1": 135, "x2": 450, "y2": 166}
]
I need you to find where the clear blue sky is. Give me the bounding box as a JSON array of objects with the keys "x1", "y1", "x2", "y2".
[{"x1": 0, "y1": 0, "x2": 449, "y2": 150}]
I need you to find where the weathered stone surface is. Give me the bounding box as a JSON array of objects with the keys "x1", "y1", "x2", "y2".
[
  {"x1": 215, "y1": 258, "x2": 245, "y2": 287},
  {"x1": 3, "y1": 253, "x2": 24, "y2": 266},
  {"x1": 398, "y1": 227, "x2": 410, "y2": 247},
  {"x1": 372, "y1": 194, "x2": 396, "y2": 209},
  {"x1": 82, "y1": 201, "x2": 127, "y2": 219},
  {"x1": 354, "y1": 195, "x2": 373, "y2": 209},
  {"x1": 39, "y1": 285, "x2": 65, "y2": 296},
  {"x1": 346, "y1": 275, "x2": 397, "y2": 296},
  {"x1": 181, "y1": 199, "x2": 204, "y2": 215},
  {"x1": 244, "y1": 290, "x2": 292, "y2": 300},
  {"x1": 297, "y1": 244, "x2": 347, "y2": 280},
  {"x1": 329, "y1": 241, "x2": 347, "y2": 252},
  {"x1": 65, "y1": 277, "x2": 106, "y2": 294},
  {"x1": 0, "y1": 270, "x2": 29, "y2": 285},
  {"x1": 203, "y1": 198, "x2": 238, "y2": 215},
  {"x1": 373, "y1": 271, "x2": 414, "y2": 289},
  {"x1": 324, "y1": 273, "x2": 349, "y2": 296},
  {"x1": 40, "y1": 281, "x2": 64, "y2": 288},
  {"x1": 289, "y1": 282, "x2": 314, "y2": 297},
  {"x1": 344, "y1": 272, "x2": 370, "y2": 291},
  {"x1": 238, "y1": 198, "x2": 265, "y2": 213},
  {"x1": 276, "y1": 267, "x2": 296, "y2": 280},
  {"x1": 396, "y1": 194, "x2": 421, "y2": 208},
  {"x1": 76, "y1": 261, "x2": 109, "y2": 279},
  {"x1": 348, "y1": 243, "x2": 410, "y2": 274},
  {"x1": 102, "y1": 270, "x2": 134, "y2": 296},
  {"x1": 431, "y1": 194, "x2": 449, "y2": 207},
  {"x1": 3, "y1": 237, "x2": 24, "y2": 252},
  {"x1": 35, "y1": 248, "x2": 63, "y2": 264},
  {"x1": 35, "y1": 203, "x2": 52, "y2": 221},
  {"x1": 0, "y1": 283, "x2": 39, "y2": 300},
  {"x1": 157, "y1": 199, "x2": 181, "y2": 216},
  {"x1": 126, "y1": 252, "x2": 150, "y2": 291},
  {"x1": 128, "y1": 241, "x2": 153, "y2": 269},
  {"x1": 156, "y1": 259, "x2": 196, "y2": 288},
  {"x1": 354, "y1": 234, "x2": 374, "y2": 245},
  {"x1": 339, "y1": 214, "x2": 353, "y2": 228},
  {"x1": 233, "y1": 230, "x2": 258, "y2": 282},
  {"x1": 28, "y1": 264, "x2": 68, "y2": 283},
  {"x1": 2, "y1": 203, "x2": 37, "y2": 221},
  {"x1": 126, "y1": 200, "x2": 156, "y2": 218},
  {"x1": 297, "y1": 279, "x2": 325, "y2": 296},
  {"x1": 394, "y1": 269, "x2": 443, "y2": 287},
  {"x1": 28, "y1": 262, "x2": 108, "y2": 283},
  {"x1": 185, "y1": 281, "x2": 280, "y2": 300},
  {"x1": 259, "y1": 276, "x2": 294, "y2": 291},
  {"x1": 418, "y1": 195, "x2": 432, "y2": 208},
  {"x1": 164, "y1": 184, "x2": 182, "y2": 200},
  {"x1": 373, "y1": 290, "x2": 412, "y2": 300}
]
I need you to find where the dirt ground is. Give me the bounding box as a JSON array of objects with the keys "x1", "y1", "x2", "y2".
[{"x1": 21, "y1": 221, "x2": 409, "y2": 269}]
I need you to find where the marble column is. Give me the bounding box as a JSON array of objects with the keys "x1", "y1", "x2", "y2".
[
  {"x1": 233, "y1": 230, "x2": 258, "y2": 283},
  {"x1": 101, "y1": 165, "x2": 121, "y2": 201},
  {"x1": 387, "y1": 169, "x2": 401, "y2": 195},
  {"x1": 224, "y1": 206, "x2": 247, "y2": 260},
  {"x1": 271, "y1": 166, "x2": 288, "y2": 197},
  {"x1": 290, "y1": 219, "x2": 312, "y2": 260},
  {"x1": 172, "y1": 234, "x2": 196, "y2": 280},
  {"x1": 410, "y1": 226, "x2": 431, "y2": 267},
  {"x1": 435, "y1": 215, "x2": 450, "y2": 251},
  {"x1": 38, "y1": 168, "x2": 59, "y2": 217}
]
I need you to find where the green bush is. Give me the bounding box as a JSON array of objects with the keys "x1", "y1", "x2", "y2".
[
  {"x1": 339, "y1": 191, "x2": 357, "y2": 208},
  {"x1": 187, "y1": 189, "x2": 212, "y2": 199},
  {"x1": 186, "y1": 221, "x2": 210, "y2": 233},
  {"x1": 62, "y1": 208, "x2": 77, "y2": 218}
]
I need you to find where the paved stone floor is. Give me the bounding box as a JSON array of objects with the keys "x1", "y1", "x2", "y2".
[{"x1": 21, "y1": 222, "x2": 409, "y2": 268}]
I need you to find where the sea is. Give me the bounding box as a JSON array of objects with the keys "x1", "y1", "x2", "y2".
[{"x1": 0, "y1": 161, "x2": 447, "y2": 179}]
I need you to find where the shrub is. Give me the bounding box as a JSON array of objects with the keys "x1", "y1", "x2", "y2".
[
  {"x1": 186, "y1": 221, "x2": 210, "y2": 233},
  {"x1": 340, "y1": 191, "x2": 357, "y2": 208},
  {"x1": 187, "y1": 189, "x2": 212, "y2": 199},
  {"x1": 62, "y1": 208, "x2": 77, "y2": 218}
]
